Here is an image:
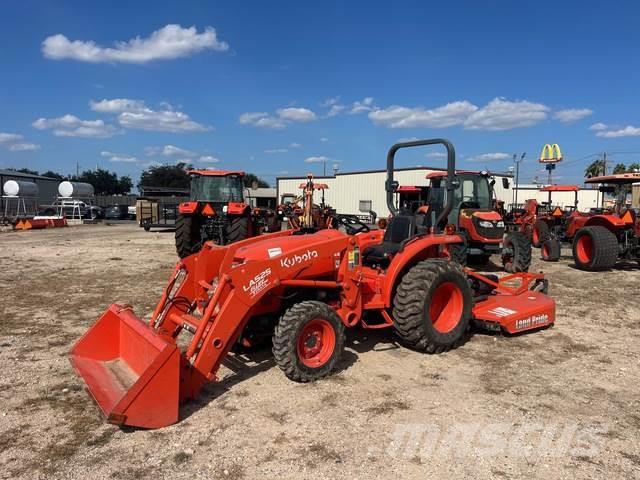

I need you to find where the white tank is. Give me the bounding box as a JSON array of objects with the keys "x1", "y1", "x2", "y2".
[
  {"x1": 58, "y1": 181, "x2": 94, "y2": 198},
  {"x1": 3, "y1": 180, "x2": 39, "y2": 197}
]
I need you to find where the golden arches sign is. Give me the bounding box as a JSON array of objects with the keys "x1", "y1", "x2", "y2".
[{"x1": 539, "y1": 143, "x2": 563, "y2": 164}]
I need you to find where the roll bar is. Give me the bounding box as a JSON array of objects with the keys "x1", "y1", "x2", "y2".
[{"x1": 385, "y1": 138, "x2": 458, "y2": 229}]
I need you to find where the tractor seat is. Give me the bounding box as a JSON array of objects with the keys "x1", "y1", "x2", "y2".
[{"x1": 363, "y1": 215, "x2": 416, "y2": 266}]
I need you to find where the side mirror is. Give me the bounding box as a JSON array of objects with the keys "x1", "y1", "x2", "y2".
[{"x1": 502, "y1": 178, "x2": 510, "y2": 189}]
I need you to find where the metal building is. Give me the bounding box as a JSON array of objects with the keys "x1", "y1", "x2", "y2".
[
  {"x1": 0, "y1": 169, "x2": 60, "y2": 214},
  {"x1": 277, "y1": 167, "x2": 513, "y2": 218}
]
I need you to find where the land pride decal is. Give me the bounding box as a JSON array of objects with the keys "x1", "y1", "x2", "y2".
[{"x1": 515, "y1": 313, "x2": 549, "y2": 330}]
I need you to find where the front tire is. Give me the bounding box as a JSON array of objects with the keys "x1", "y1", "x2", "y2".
[
  {"x1": 392, "y1": 260, "x2": 472, "y2": 353},
  {"x1": 175, "y1": 214, "x2": 201, "y2": 258},
  {"x1": 273, "y1": 301, "x2": 345, "y2": 382},
  {"x1": 572, "y1": 226, "x2": 618, "y2": 271},
  {"x1": 541, "y1": 238, "x2": 561, "y2": 262},
  {"x1": 502, "y1": 232, "x2": 532, "y2": 273}
]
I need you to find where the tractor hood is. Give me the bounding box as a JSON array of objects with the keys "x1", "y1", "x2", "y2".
[{"x1": 232, "y1": 229, "x2": 348, "y2": 278}]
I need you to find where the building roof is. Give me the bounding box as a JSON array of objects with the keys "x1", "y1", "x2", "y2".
[
  {"x1": 539, "y1": 185, "x2": 580, "y2": 192},
  {"x1": 0, "y1": 169, "x2": 59, "y2": 181},
  {"x1": 277, "y1": 166, "x2": 513, "y2": 181},
  {"x1": 188, "y1": 169, "x2": 245, "y2": 177},
  {"x1": 585, "y1": 173, "x2": 640, "y2": 185}
]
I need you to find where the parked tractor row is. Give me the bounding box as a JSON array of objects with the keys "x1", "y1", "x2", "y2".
[{"x1": 507, "y1": 173, "x2": 640, "y2": 270}]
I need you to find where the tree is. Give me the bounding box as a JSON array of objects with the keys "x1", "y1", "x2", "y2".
[
  {"x1": 6, "y1": 167, "x2": 40, "y2": 175},
  {"x1": 585, "y1": 159, "x2": 605, "y2": 178},
  {"x1": 73, "y1": 168, "x2": 132, "y2": 195},
  {"x1": 243, "y1": 173, "x2": 269, "y2": 188},
  {"x1": 613, "y1": 163, "x2": 627, "y2": 174},
  {"x1": 138, "y1": 162, "x2": 191, "y2": 189},
  {"x1": 627, "y1": 162, "x2": 640, "y2": 173},
  {"x1": 41, "y1": 170, "x2": 66, "y2": 180}
]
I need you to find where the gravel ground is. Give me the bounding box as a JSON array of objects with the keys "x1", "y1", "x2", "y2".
[{"x1": 0, "y1": 223, "x2": 639, "y2": 479}]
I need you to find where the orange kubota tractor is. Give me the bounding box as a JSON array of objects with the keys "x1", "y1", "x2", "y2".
[
  {"x1": 423, "y1": 171, "x2": 532, "y2": 272},
  {"x1": 70, "y1": 139, "x2": 555, "y2": 429},
  {"x1": 565, "y1": 173, "x2": 640, "y2": 270},
  {"x1": 277, "y1": 174, "x2": 336, "y2": 231},
  {"x1": 175, "y1": 170, "x2": 275, "y2": 258}
]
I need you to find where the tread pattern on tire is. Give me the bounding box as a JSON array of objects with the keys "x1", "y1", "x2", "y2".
[
  {"x1": 392, "y1": 260, "x2": 472, "y2": 354},
  {"x1": 449, "y1": 241, "x2": 468, "y2": 267},
  {"x1": 272, "y1": 301, "x2": 345, "y2": 382},
  {"x1": 572, "y1": 226, "x2": 619, "y2": 271},
  {"x1": 226, "y1": 216, "x2": 249, "y2": 244},
  {"x1": 175, "y1": 214, "x2": 199, "y2": 258},
  {"x1": 541, "y1": 238, "x2": 561, "y2": 262},
  {"x1": 533, "y1": 220, "x2": 550, "y2": 248},
  {"x1": 502, "y1": 232, "x2": 532, "y2": 273}
]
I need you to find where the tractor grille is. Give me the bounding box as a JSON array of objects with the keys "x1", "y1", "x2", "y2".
[{"x1": 472, "y1": 217, "x2": 505, "y2": 239}]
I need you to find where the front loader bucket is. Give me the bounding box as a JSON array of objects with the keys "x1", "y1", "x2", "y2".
[{"x1": 70, "y1": 304, "x2": 181, "y2": 429}]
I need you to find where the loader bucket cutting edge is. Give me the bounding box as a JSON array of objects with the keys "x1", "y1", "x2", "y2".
[{"x1": 70, "y1": 304, "x2": 181, "y2": 429}]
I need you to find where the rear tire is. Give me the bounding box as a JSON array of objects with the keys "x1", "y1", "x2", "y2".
[
  {"x1": 273, "y1": 301, "x2": 345, "y2": 382},
  {"x1": 175, "y1": 214, "x2": 201, "y2": 258},
  {"x1": 502, "y1": 232, "x2": 532, "y2": 273},
  {"x1": 392, "y1": 260, "x2": 472, "y2": 353},
  {"x1": 532, "y1": 220, "x2": 550, "y2": 248},
  {"x1": 541, "y1": 238, "x2": 561, "y2": 262},
  {"x1": 572, "y1": 226, "x2": 618, "y2": 271},
  {"x1": 225, "y1": 216, "x2": 249, "y2": 244}
]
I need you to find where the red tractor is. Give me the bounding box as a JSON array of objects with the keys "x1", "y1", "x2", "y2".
[
  {"x1": 277, "y1": 175, "x2": 336, "y2": 231},
  {"x1": 423, "y1": 170, "x2": 531, "y2": 272},
  {"x1": 564, "y1": 173, "x2": 640, "y2": 270},
  {"x1": 511, "y1": 185, "x2": 580, "y2": 254},
  {"x1": 175, "y1": 170, "x2": 276, "y2": 258},
  {"x1": 394, "y1": 185, "x2": 430, "y2": 213},
  {"x1": 70, "y1": 139, "x2": 556, "y2": 429}
]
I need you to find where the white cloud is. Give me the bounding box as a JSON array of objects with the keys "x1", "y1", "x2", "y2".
[
  {"x1": 369, "y1": 101, "x2": 478, "y2": 128},
  {"x1": 277, "y1": 107, "x2": 316, "y2": 122},
  {"x1": 463, "y1": 98, "x2": 549, "y2": 130},
  {"x1": 425, "y1": 151, "x2": 447, "y2": 158},
  {"x1": 100, "y1": 150, "x2": 138, "y2": 163},
  {"x1": 32, "y1": 114, "x2": 119, "y2": 138},
  {"x1": 321, "y1": 97, "x2": 341, "y2": 107},
  {"x1": 589, "y1": 122, "x2": 608, "y2": 131},
  {"x1": 289, "y1": 142, "x2": 302, "y2": 148},
  {"x1": 160, "y1": 145, "x2": 197, "y2": 157},
  {"x1": 554, "y1": 108, "x2": 594, "y2": 123},
  {"x1": 370, "y1": 97, "x2": 549, "y2": 131},
  {"x1": 596, "y1": 125, "x2": 640, "y2": 138},
  {"x1": 305, "y1": 155, "x2": 330, "y2": 163},
  {"x1": 91, "y1": 98, "x2": 211, "y2": 133},
  {"x1": 264, "y1": 148, "x2": 288, "y2": 154},
  {"x1": 197, "y1": 155, "x2": 220, "y2": 163},
  {"x1": 42, "y1": 24, "x2": 229, "y2": 64},
  {"x1": 90, "y1": 98, "x2": 146, "y2": 113},
  {"x1": 0, "y1": 133, "x2": 23, "y2": 144},
  {"x1": 467, "y1": 152, "x2": 511, "y2": 162},
  {"x1": 0, "y1": 132, "x2": 40, "y2": 151},
  {"x1": 239, "y1": 106, "x2": 317, "y2": 129},
  {"x1": 349, "y1": 97, "x2": 374, "y2": 114},
  {"x1": 9, "y1": 143, "x2": 40, "y2": 151},
  {"x1": 320, "y1": 137, "x2": 329, "y2": 142},
  {"x1": 327, "y1": 104, "x2": 346, "y2": 117}
]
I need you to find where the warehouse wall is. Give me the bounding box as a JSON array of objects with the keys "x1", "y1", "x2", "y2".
[
  {"x1": 514, "y1": 187, "x2": 601, "y2": 210},
  {"x1": 277, "y1": 168, "x2": 513, "y2": 218}
]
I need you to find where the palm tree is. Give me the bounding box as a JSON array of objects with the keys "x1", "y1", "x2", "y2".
[
  {"x1": 612, "y1": 163, "x2": 627, "y2": 174},
  {"x1": 585, "y1": 159, "x2": 606, "y2": 178}
]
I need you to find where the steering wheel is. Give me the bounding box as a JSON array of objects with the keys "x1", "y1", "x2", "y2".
[{"x1": 335, "y1": 215, "x2": 370, "y2": 234}]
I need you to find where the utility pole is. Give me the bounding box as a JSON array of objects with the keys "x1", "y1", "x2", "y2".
[
  {"x1": 513, "y1": 152, "x2": 526, "y2": 207},
  {"x1": 603, "y1": 152, "x2": 607, "y2": 176}
]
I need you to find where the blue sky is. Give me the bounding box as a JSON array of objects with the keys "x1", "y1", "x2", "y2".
[{"x1": 1, "y1": 0, "x2": 639, "y2": 186}]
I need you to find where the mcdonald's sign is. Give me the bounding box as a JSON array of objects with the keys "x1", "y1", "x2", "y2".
[{"x1": 539, "y1": 144, "x2": 563, "y2": 164}]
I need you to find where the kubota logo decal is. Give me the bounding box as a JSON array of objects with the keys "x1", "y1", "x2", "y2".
[
  {"x1": 280, "y1": 249, "x2": 319, "y2": 268},
  {"x1": 243, "y1": 268, "x2": 272, "y2": 297}
]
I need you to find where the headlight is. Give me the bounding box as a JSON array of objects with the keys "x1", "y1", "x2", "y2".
[
  {"x1": 496, "y1": 220, "x2": 505, "y2": 228},
  {"x1": 222, "y1": 205, "x2": 228, "y2": 213},
  {"x1": 478, "y1": 220, "x2": 494, "y2": 228}
]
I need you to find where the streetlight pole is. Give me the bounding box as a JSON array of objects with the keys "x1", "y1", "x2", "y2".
[{"x1": 513, "y1": 152, "x2": 526, "y2": 207}]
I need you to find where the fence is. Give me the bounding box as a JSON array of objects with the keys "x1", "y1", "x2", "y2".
[{"x1": 93, "y1": 195, "x2": 189, "y2": 207}]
